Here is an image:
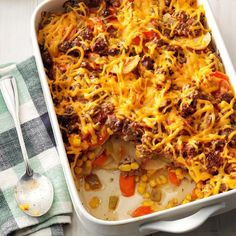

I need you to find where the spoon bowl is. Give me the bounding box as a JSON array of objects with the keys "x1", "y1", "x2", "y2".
[{"x1": 15, "y1": 173, "x2": 54, "y2": 217}]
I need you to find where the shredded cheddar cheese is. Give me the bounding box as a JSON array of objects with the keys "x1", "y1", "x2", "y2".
[{"x1": 38, "y1": 0, "x2": 236, "y2": 212}]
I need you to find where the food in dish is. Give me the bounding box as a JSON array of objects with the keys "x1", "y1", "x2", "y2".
[{"x1": 38, "y1": 0, "x2": 236, "y2": 220}]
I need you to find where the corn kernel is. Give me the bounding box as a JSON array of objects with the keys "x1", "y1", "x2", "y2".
[
  {"x1": 195, "y1": 189, "x2": 204, "y2": 198},
  {"x1": 131, "y1": 162, "x2": 139, "y2": 170},
  {"x1": 176, "y1": 168, "x2": 184, "y2": 179},
  {"x1": 138, "y1": 186, "x2": 146, "y2": 194},
  {"x1": 136, "y1": 149, "x2": 143, "y2": 159},
  {"x1": 140, "y1": 182, "x2": 146, "y2": 188},
  {"x1": 119, "y1": 164, "x2": 131, "y2": 172},
  {"x1": 186, "y1": 194, "x2": 192, "y2": 201},
  {"x1": 82, "y1": 155, "x2": 87, "y2": 162},
  {"x1": 89, "y1": 196, "x2": 100, "y2": 209},
  {"x1": 143, "y1": 200, "x2": 154, "y2": 206},
  {"x1": 138, "y1": 186, "x2": 145, "y2": 194},
  {"x1": 88, "y1": 152, "x2": 95, "y2": 160},
  {"x1": 138, "y1": 183, "x2": 146, "y2": 194},
  {"x1": 197, "y1": 182, "x2": 203, "y2": 189},
  {"x1": 178, "y1": 175, "x2": 184, "y2": 180},
  {"x1": 141, "y1": 175, "x2": 148, "y2": 182},
  {"x1": 151, "y1": 205, "x2": 159, "y2": 212},
  {"x1": 149, "y1": 179, "x2": 157, "y2": 188},
  {"x1": 71, "y1": 135, "x2": 81, "y2": 146},
  {"x1": 167, "y1": 199, "x2": 178, "y2": 209},
  {"x1": 143, "y1": 192, "x2": 150, "y2": 199},
  {"x1": 159, "y1": 175, "x2": 167, "y2": 184},
  {"x1": 107, "y1": 128, "x2": 113, "y2": 135},
  {"x1": 175, "y1": 168, "x2": 183, "y2": 175},
  {"x1": 33, "y1": 210, "x2": 40, "y2": 216},
  {"x1": 173, "y1": 199, "x2": 178, "y2": 204},
  {"x1": 91, "y1": 136, "x2": 98, "y2": 145},
  {"x1": 74, "y1": 167, "x2": 82, "y2": 176},
  {"x1": 199, "y1": 192, "x2": 204, "y2": 198},
  {"x1": 19, "y1": 203, "x2": 30, "y2": 211},
  {"x1": 182, "y1": 199, "x2": 190, "y2": 204}
]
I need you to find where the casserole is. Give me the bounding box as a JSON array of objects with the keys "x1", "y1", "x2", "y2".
[{"x1": 31, "y1": 0, "x2": 236, "y2": 235}]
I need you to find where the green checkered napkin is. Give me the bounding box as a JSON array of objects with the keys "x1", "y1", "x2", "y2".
[{"x1": 0, "y1": 57, "x2": 72, "y2": 236}]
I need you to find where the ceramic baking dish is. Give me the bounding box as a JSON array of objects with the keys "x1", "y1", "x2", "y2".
[{"x1": 31, "y1": 1, "x2": 236, "y2": 235}]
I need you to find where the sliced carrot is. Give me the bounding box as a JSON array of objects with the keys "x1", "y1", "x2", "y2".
[
  {"x1": 210, "y1": 71, "x2": 230, "y2": 95},
  {"x1": 210, "y1": 71, "x2": 229, "y2": 82},
  {"x1": 132, "y1": 36, "x2": 141, "y2": 45},
  {"x1": 168, "y1": 169, "x2": 181, "y2": 186},
  {"x1": 143, "y1": 30, "x2": 159, "y2": 41},
  {"x1": 92, "y1": 151, "x2": 108, "y2": 168},
  {"x1": 131, "y1": 206, "x2": 153, "y2": 217},
  {"x1": 119, "y1": 174, "x2": 135, "y2": 197}
]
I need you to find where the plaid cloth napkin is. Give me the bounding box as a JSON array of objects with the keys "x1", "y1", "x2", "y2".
[{"x1": 0, "y1": 57, "x2": 72, "y2": 236}]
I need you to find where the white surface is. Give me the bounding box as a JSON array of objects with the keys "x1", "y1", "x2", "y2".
[{"x1": 1, "y1": 1, "x2": 236, "y2": 235}]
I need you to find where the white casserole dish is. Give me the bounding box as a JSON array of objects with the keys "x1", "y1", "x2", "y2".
[{"x1": 31, "y1": 1, "x2": 236, "y2": 235}]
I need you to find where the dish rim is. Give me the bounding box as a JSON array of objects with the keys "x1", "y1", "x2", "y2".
[{"x1": 31, "y1": 0, "x2": 236, "y2": 227}]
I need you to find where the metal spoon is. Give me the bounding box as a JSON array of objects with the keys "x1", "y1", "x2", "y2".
[{"x1": 0, "y1": 76, "x2": 54, "y2": 217}]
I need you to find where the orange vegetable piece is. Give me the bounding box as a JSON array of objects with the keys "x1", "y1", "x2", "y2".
[
  {"x1": 168, "y1": 169, "x2": 181, "y2": 186},
  {"x1": 92, "y1": 152, "x2": 108, "y2": 168},
  {"x1": 143, "y1": 30, "x2": 158, "y2": 41},
  {"x1": 210, "y1": 71, "x2": 229, "y2": 82},
  {"x1": 119, "y1": 174, "x2": 135, "y2": 197},
  {"x1": 131, "y1": 206, "x2": 153, "y2": 217},
  {"x1": 210, "y1": 71, "x2": 230, "y2": 95},
  {"x1": 132, "y1": 36, "x2": 141, "y2": 45}
]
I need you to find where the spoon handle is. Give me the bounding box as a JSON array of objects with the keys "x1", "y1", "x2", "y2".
[{"x1": 0, "y1": 76, "x2": 33, "y2": 176}]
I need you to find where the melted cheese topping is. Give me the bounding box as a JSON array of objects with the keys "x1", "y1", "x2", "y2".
[{"x1": 38, "y1": 0, "x2": 236, "y2": 205}]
